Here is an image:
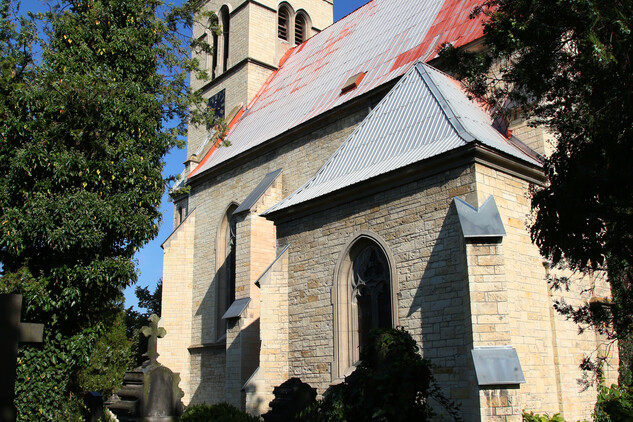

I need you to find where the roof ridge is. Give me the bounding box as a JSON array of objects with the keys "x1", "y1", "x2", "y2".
[
  {"x1": 414, "y1": 62, "x2": 474, "y2": 143},
  {"x1": 289, "y1": 62, "x2": 420, "y2": 185}
]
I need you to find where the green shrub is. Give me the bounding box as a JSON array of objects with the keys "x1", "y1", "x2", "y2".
[
  {"x1": 522, "y1": 411, "x2": 565, "y2": 422},
  {"x1": 302, "y1": 328, "x2": 460, "y2": 422},
  {"x1": 180, "y1": 402, "x2": 260, "y2": 422},
  {"x1": 593, "y1": 384, "x2": 633, "y2": 421}
]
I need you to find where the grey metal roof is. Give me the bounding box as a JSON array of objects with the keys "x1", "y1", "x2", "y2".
[
  {"x1": 472, "y1": 346, "x2": 526, "y2": 386},
  {"x1": 234, "y1": 168, "x2": 282, "y2": 214},
  {"x1": 254, "y1": 244, "x2": 290, "y2": 288},
  {"x1": 188, "y1": 0, "x2": 488, "y2": 179},
  {"x1": 263, "y1": 63, "x2": 541, "y2": 215},
  {"x1": 455, "y1": 196, "x2": 506, "y2": 238},
  {"x1": 222, "y1": 297, "x2": 251, "y2": 320}
]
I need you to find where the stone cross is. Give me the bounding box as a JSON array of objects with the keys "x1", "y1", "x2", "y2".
[
  {"x1": 141, "y1": 314, "x2": 165, "y2": 366},
  {"x1": 0, "y1": 294, "x2": 44, "y2": 422}
]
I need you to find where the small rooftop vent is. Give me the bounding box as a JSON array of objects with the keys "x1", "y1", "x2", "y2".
[{"x1": 341, "y1": 71, "x2": 367, "y2": 94}]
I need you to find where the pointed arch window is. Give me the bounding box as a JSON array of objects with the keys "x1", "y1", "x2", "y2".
[
  {"x1": 216, "y1": 203, "x2": 238, "y2": 341},
  {"x1": 352, "y1": 245, "x2": 392, "y2": 351},
  {"x1": 334, "y1": 233, "x2": 398, "y2": 379},
  {"x1": 210, "y1": 14, "x2": 219, "y2": 79},
  {"x1": 220, "y1": 6, "x2": 230, "y2": 72}
]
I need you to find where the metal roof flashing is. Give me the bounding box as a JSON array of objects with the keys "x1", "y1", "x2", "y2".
[
  {"x1": 472, "y1": 346, "x2": 526, "y2": 386},
  {"x1": 454, "y1": 196, "x2": 506, "y2": 239},
  {"x1": 234, "y1": 168, "x2": 282, "y2": 214},
  {"x1": 254, "y1": 244, "x2": 290, "y2": 288},
  {"x1": 222, "y1": 297, "x2": 251, "y2": 320},
  {"x1": 161, "y1": 208, "x2": 196, "y2": 249},
  {"x1": 414, "y1": 63, "x2": 475, "y2": 143}
]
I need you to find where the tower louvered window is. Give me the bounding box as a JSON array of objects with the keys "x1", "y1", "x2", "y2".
[
  {"x1": 294, "y1": 14, "x2": 305, "y2": 45},
  {"x1": 278, "y1": 8, "x2": 289, "y2": 41}
]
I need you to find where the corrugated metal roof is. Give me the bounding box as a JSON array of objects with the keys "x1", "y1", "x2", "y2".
[
  {"x1": 263, "y1": 62, "x2": 541, "y2": 215},
  {"x1": 188, "y1": 0, "x2": 487, "y2": 179},
  {"x1": 234, "y1": 168, "x2": 282, "y2": 214}
]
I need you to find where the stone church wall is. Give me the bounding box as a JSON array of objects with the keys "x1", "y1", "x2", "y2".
[
  {"x1": 159, "y1": 210, "x2": 196, "y2": 403},
  {"x1": 275, "y1": 165, "x2": 481, "y2": 417},
  {"x1": 176, "y1": 105, "x2": 370, "y2": 405},
  {"x1": 474, "y1": 163, "x2": 618, "y2": 420},
  {"x1": 272, "y1": 161, "x2": 617, "y2": 421}
]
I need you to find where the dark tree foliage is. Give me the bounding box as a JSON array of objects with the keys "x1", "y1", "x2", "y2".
[
  {"x1": 438, "y1": 0, "x2": 633, "y2": 383},
  {"x1": 0, "y1": 0, "x2": 215, "y2": 419},
  {"x1": 126, "y1": 279, "x2": 162, "y2": 366},
  {"x1": 181, "y1": 403, "x2": 260, "y2": 422},
  {"x1": 77, "y1": 309, "x2": 132, "y2": 398},
  {"x1": 303, "y1": 328, "x2": 461, "y2": 422}
]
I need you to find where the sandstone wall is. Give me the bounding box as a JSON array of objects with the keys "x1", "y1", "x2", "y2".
[
  {"x1": 158, "y1": 210, "x2": 196, "y2": 403},
  {"x1": 275, "y1": 165, "x2": 481, "y2": 417},
  {"x1": 473, "y1": 162, "x2": 617, "y2": 421},
  {"x1": 177, "y1": 106, "x2": 369, "y2": 405}
]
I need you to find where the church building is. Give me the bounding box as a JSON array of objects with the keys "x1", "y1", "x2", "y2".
[{"x1": 158, "y1": 0, "x2": 617, "y2": 420}]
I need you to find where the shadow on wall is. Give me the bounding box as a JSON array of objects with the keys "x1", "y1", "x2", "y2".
[
  {"x1": 189, "y1": 316, "x2": 261, "y2": 411},
  {"x1": 196, "y1": 260, "x2": 225, "y2": 344},
  {"x1": 407, "y1": 201, "x2": 480, "y2": 418},
  {"x1": 188, "y1": 262, "x2": 226, "y2": 406}
]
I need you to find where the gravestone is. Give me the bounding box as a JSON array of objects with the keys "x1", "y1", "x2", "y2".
[
  {"x1": 106, "y1": 314, "x2": 184, "y2": 422},
  {"x1": 262, "y1": 378, "x2": 317, "y2": 422},
  {"x1": 0, "y1": 294, "x2": 44, "y2": 422}
]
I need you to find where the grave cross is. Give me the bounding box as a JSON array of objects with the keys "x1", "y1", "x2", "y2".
[
  {"x1": 141, "y1": 314, "x2": 165, "y2": 366},
  {"x1": 0, "y1": 294, "x2": 44, "y2": 422}
]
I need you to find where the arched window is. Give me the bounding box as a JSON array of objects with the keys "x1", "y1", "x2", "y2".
[
  {"x1": 210, "y1": 15, "x2": 219, "y2": 79},
  {"x1": 294, "y1": 13, "x2": 306, "y2": 45},
  {"x1": 352, "y1": 245, "x2": 392, "y2": 350},
  {"x1": 333, "y1": 233, "x2": 397, "y2": 379},
  {"x1": 177, "y1": 205, "x2": 185, "y2": 224},
  {"x1": 278, "y1": 6, "x2": 290, "y2": 41},
  {"x1": 220, "y1": 6, "x2": 230, "y2": 72},
  {"x1": 216, "y1": 203, "x2": 238, "y2": 340}
]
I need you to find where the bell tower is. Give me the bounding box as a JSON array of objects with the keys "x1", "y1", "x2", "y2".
[{"x1": 187, "y1": 0, "x2": 334, "y2": 161}]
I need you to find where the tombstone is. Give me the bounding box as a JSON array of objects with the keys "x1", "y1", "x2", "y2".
[
  {"x1": 0, "y1": 294, "x2": 44, "y2": 422},
  {"x1": 106, "y1": 314, "x2": 184, "y2": 422},
  {"x1": 262, "y1": 378, "x2": 317, "y2": 422}
]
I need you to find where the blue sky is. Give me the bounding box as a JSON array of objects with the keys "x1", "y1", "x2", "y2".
[
  {"x1": 128, "y1": 0, "x2": 372, "y2": 308},
  {"x1": 16, "y1": 0, "x2": 372, "y2": 308}
]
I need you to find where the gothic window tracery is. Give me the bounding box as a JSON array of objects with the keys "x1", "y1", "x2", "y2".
[
  {"x1": 352, "y1": 245, "x2": 392, "y2": 351},
  {"x1": 334, "y1": 234, "x2": 397, "y2": 379}
]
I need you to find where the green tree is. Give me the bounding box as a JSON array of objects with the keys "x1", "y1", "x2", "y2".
[
  {"x1": 78, "y1": 309, "x2": 132, "y2": 398},
  {"x1": 126, "y1": 279, "x2": 162, "y2": 366},
  {"x1": 303, "y1": 328, "x2": 461, "y2": 422},
  {"x1": 439, "y1": 0, "x2": 633, "y2": 383},
  {"x1": 0, "y1": 0, "x2": 215, "y2": 419}
]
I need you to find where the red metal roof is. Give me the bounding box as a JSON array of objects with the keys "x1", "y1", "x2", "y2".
[{"x1": 189, "y1": 0, "x2": 487, "y2": 179}]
